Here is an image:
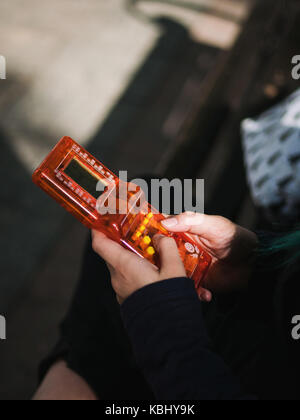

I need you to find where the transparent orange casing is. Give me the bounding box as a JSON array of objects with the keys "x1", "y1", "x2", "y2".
[{"x1": 32, "y1": 137, "x2": 211, "y2": 295}]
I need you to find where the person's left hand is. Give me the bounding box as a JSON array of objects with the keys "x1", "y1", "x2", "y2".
[{"x1": 92, "y1": 231, "x2": 212, "y2": 304}]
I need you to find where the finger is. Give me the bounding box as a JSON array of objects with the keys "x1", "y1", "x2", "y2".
[
  {"x1": 153, "y1": 235, "x2": 186, "y2": 278},
  {"x1": 161, "y1": 213, "x2": 233, "y2": 240},
  {"x1": 106, "y1": 263, "x2": 116, "y2": 276},
  {"x1": 198, "y1": 288, "x2": 212, "y2": 302},
  {"x1": 92, "y1": 230, "x2": 133, "y2": 269},
  {"x1": 116, "y1": 294, "x2": 123, "y2": 305},
  {"x1": 93, "y1": 230, "x2": 156, "y2": 280}
]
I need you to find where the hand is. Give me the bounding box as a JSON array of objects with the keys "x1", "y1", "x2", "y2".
[
  {"x1": 161, "y1": 213, "x2": 258, "y2": 294},
  {"x1": 92, "y1": 232, "x2": 191, "y2": 304}
]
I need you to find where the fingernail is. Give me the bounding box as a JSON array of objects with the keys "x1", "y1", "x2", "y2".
[
  {"x1": 205, "y1": 291, "x2": 212, "y2": 302},
  {"x1": 161, "y1": 218, "x2": 178, "y2": 228}
]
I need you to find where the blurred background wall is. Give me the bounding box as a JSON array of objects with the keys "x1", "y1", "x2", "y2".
[{"x1": 0, "y1": 0, "x2": 299, "y2": 400}]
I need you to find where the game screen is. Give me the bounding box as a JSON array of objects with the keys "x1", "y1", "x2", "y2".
[{"x1": 65, "y1": 159, "x2": 106, "y2": 199}]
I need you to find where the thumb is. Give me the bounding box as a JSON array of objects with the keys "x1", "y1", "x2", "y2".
[
  {"x1": 161, "y1": 213, "x2": 234, "y2": 241},
  {"x1": 153, "y1": 235, "x2": 186, "y2": 279},
  {"x1": 153, "y1": 234, "x2": 212, "y2": 302}
]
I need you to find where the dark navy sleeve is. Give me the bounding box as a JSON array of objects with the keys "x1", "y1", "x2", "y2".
[{"x1": 121, "y1": 277, "x2": 255, "y2": 400}]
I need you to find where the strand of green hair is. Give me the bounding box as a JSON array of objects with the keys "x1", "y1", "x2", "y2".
[{"x1": 259, "y1": 229, "x2": 300, "y2": 268}]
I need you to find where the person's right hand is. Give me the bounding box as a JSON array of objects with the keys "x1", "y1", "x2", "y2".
[{"x1": 161, "y1": 213, "x2": 258, "y2": 294}]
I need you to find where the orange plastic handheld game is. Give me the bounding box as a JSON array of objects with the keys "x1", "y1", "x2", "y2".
[{"x1": 33, "y1": 137, "x2": 211, "y2": 295}]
